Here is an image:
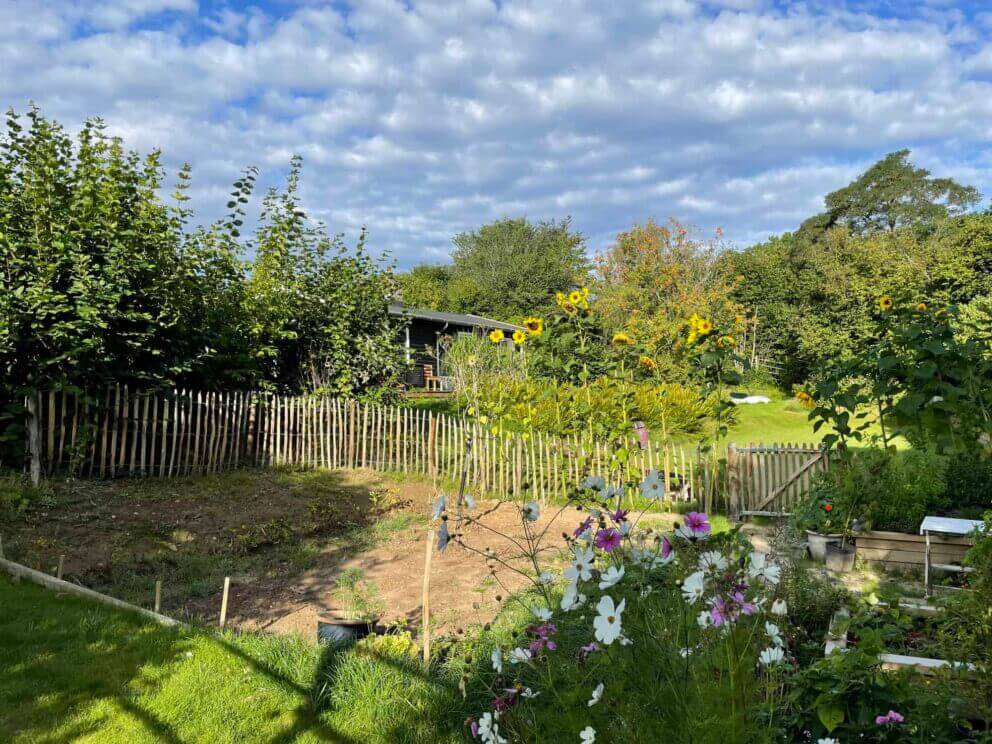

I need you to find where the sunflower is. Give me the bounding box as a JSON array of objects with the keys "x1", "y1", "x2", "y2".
[
  {"x1": 523, "y1": 317, "x2": 544, "y2": 336},
  {"x1": 639, "y1": 355, "x2": 657, "y2": 370},
  {"x1": 697, "y1": 319, "x2": 713, "y2": 336},
  {"x1": 568, "y1": 290, "x2": 584, "y2": 306},
  {"x1": 512, "y1": 329, "x2": 527, "y2": 345},
  {"x1": 488, "y1": 328, "x2": 504, "y2": 344},
  {"x1": 796, "y1": 391, "x2": 815, "y2": 410},
  {"x1": 555, "y1": 291, "x2": 566, "y2": 307},
  {"x1": 611, "y1": 331, "x2": 634, "y2": 347},
  {"x1": 581, "y1": 286, "x2": 590, "y2": 299},
  {"x1": 716, "y1": 335, "x2": 735, "y2": 349},
  {"x1": 879, "y1": 296, "x2": 893, "y2": 311},
  {"x1": 561, "y1": 301, "x2": 578, "y2": 316},
  {"x1": 916, "y1": 302, "x2": 927, "y2": 312}
]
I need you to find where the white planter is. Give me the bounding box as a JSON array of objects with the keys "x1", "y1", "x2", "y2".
[{"x1": 806, "y1": 530, "x2": 842, "y2": 562}]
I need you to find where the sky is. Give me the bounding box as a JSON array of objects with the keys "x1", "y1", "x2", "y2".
[{"x1": 2, "y1": 0, "x2": 992, "y2": 267}]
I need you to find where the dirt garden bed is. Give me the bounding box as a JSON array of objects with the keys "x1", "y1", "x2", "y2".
[{"x1": 2, "y1": 469, "x2": 702, "y2": 637}]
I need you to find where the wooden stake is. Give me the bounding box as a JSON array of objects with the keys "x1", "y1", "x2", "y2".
[
  {"x1": 154, "y1": 580, "x2": 162, "y2": 613},
  {"x1": 0, "y1": 534, "x2": 5, "y2": 560},
  {"x1": 56, "y1": 555, "x2": 64, "y2": 581},
  {"x1": 422, "y1": 528, "x2": 434, "y2": 665},
  {"x1": 26, "y1": 393, "x2": 41, "y2": 487},
  {"x1": 219, "y1": 576, "x2": 231, "y2": 628}
]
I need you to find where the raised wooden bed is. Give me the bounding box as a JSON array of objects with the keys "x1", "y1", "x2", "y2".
[{"x1": 855, "y1": 530, "x2": 971, "y2": 568}]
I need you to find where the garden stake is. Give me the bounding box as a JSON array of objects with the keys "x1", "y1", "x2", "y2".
[
  {"x1": 422, "y1": 527, "x2": 434, "y2": 666},
  {"x1": 0, "y1": 534, "x2": 4, "y2": 560},
  {"x1": 219, "y1": 576, "x2": 230, "y2": 628},
  {"x1": 56, "y1": 555, "x2": 64, "y2": 581},
  {"x1": 154, "y1": 580, "x2": 162, "y2": 613}
]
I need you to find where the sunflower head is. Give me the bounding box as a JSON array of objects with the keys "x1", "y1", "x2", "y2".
[
  {"x1": 488, "y1": 328, "x2": 504, "y2": 344},
  {"x1": 581, "y1": 286, "x2": 590, "y2": 299},
  {"x1": 916, "y1": 302, "x2": 927, "y2": 312},
  {"x1": 879, "y1": 296, "x2": 893, "y2": 311},
  {"x1": 611, "y1": 331, "x2": 634, "y2": 347},
  {"x1": 562, "y1": 301, "x2": 578, "y2": 316},
  {"x1": 512, "y1": 329, "x2": 527, "y2": 345},
  {"x1": 523, "y1": 317, "x2": 543, "y2": 336},
  {"x1": 697, "y1": 319, "x2": 713, "y2": 336},
  {"x1": 796, "y1": 391, "x2": 815, "y2": 410},
  {"x1": 639, "y1": 355, "x2": 656, "y2": 370},
  {"x1": 555, "y1": 291, "x2": 566, "y2": 307},
  {"x1": 568, "y1": 290, "x2": 583, "y2": 306}
]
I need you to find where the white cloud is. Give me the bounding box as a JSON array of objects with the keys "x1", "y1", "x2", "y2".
[{"x1": 0, "y1": 0, "x2": 990, "y2": 265}]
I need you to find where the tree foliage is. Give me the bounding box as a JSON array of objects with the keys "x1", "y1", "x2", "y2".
[
  {"x1": 448, "y1": 217, "x2": 590, "y2": 320},
  {"x1": 396, "y1": 264, "x2": 451, "y2": 310}
]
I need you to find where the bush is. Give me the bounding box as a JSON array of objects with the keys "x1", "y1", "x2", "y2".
[{"x1": 941, "y1": 458, "x2": 992, "y2": 514}]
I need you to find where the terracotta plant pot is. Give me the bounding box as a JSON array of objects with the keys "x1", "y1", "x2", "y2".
[
  {"x1": 806, "y1": 530, "x2": 842, "y2": 562},
  {"x1": 825, "y1": 541, "x2": 857, "y2": 573}
]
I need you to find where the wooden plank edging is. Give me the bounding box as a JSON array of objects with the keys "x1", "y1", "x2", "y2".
[{"x1": 0, "y1": 556, "x2": 182, "y2": 627}]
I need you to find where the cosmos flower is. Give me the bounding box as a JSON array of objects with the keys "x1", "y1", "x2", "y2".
[
  {"x1": 593, "y1": 595, "x2": 625, "y2": 645},
  {"x1": 587, "y1": 682, "x2": 604, "y2": 707},
  {"x1": 598, "y1": 565, "x2": 625, "y2": 590}
]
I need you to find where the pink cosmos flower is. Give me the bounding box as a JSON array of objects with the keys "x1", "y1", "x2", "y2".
[
  {"x1": 573, "y1": 516, "x2": 594, "y2": 538},
  {"x1": 875, "y1": 710, "x2": 904, "y2": 725},
  {"x1": 470, "y1": 720, "x2": 479, "y2": 737},
  {"x1": 685, "y1": 512, "x2": 711, "y2": 536},
  {"x1": 610, "y1": 508, "x2": 629, "y2": 523},
  {"x1": 661, "y1": 536, "x2": 673, "y2": 559},
  {"x1": 595, "y1": 528, "x2": 622, "y2": 552}
]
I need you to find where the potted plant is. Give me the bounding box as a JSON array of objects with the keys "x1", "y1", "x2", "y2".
[
  {"x1": 791, "y1": 480, "x2": 844, "y2": 562},
  {"x1": 318, "y1": 568, "x2": 385, "y2": 644}
]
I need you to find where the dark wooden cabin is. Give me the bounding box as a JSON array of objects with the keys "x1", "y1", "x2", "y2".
[{"x1": 388, "y1": 302, "x2": 524, "y2": 390}]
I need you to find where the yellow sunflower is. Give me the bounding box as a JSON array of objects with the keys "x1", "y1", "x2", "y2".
[
  {"x1": 523, "y1": 317, "x2": 544, "y2": 336},
  {"x1": 512, "y1": 329, "x2": 527, "y2": 345},
  {"x1": 488, "y1": 328, "x2": 504, "y2": 344},
  {"x1": 879, "y1": 296, "x2": 893, "y2": 311},
  {"x1": 716, "y1": 335, "x2": 735, "y2": 349},
  {"x1": 796, "y1": 391, "x2": 815, "y2": 410},
  {"x1": 611, "y1": 332, "x2": 634, "y2": 347},
  {"x1": 568, "y1": 290, "x2": 583, "y2": 305},
  {"x1": 916, "y1": 302, "x2": 927, "y2": 312},
  {"x1": 697, "y1": 319, "x2": 713, "y2": 336},
  {"x1": 555, "y1": 291, "x2": 566, "y2": 306},
  {"x1": 639, "y1": 355, "x2": 656, "y2": 370},
  {"x1": 562, "y1": 301, "x2": 578, "y2": 316},
  {"x1": 581, "y1": 286, "x2": 590, "y2": 299}
]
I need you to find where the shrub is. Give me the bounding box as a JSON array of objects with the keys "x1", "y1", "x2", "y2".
[{"x1": 941, "y1": 458, "x2": 992, "y2": 514}]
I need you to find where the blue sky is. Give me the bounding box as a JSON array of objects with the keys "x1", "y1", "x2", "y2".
[{"x1": 3, "y1": 1, "x2": 992, "y2": 267}]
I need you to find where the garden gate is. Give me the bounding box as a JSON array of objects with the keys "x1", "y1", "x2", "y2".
[{"x1": 728, "y1": 442, "x2": 829, "y2": 518}]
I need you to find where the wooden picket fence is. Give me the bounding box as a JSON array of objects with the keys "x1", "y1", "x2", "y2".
[{"x1": 21, "y1": 387, "x2": 824, "y2": 515}]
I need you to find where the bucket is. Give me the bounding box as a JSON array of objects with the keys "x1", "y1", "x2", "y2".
[
  {"x1": 825, "y1": 541, "x2": 857, "y2": 573},
  {"x1": 806, "y1": 530, "x2": 842, "y2": 562}
]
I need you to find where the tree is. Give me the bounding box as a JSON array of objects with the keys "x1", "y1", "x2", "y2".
[
  {"x1": 449, "y1": 217, "x2": 590, "y2": 320},
  {"x1": 799, "y1": 150, "x2": 980, "y2": 240},
  {"x1": 595, "y1": 219, "x2": 740, "y2": 379},
  {"x1": 396, "y1": 264, "x2": 451, "y2": 310}
]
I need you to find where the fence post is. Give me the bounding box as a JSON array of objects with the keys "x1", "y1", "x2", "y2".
[
  {"x1": 727, "y1": 443, "x2": 740, "y2": 520},
  {"x1": 427, "y1": 412, "x2": 437, "y2": 481},
  {"x1": 26, "y1": 392, "x2": 42, "y2": 486}
]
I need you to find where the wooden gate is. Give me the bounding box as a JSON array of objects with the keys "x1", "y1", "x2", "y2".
[{"x1": 727, "y1": 442, "x2": 829, "y2": 518}]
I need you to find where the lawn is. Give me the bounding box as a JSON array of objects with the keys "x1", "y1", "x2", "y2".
[{"x1": 0, "y1": 575, "x2": 464, "y2": 743}]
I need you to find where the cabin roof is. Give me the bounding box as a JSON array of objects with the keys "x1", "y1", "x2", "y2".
[{"x1": 388, "y1": 302, "x2": 525, "y2": 332}]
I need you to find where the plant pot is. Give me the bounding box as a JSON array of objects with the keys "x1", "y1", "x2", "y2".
[
  {"x1": 825, "y1": 541, "x2": 857, "y2": 573},
  {"x1": 806, "y1": 530, "x2": 842, "y2": 562},
  {"x1": 317, "y1": 615, "x2": 379, "y2": 645}
]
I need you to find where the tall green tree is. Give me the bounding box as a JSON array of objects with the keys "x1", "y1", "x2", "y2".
[
  {"x1": 799, "y1": 149, "x2": 980, "y2": 240},
  {"x1": 449, "y1": 217, "x2": 590, "y2": 320},
  {"x1": 396, "y1": 264, "x2": 451, "y2": 310}
]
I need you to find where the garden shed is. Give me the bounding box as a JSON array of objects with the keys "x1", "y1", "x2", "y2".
[{"x1": 388, "y1": 302, "x2": 523, "y2": 390}]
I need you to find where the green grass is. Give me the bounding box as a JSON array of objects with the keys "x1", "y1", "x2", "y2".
[{"x1": 0, "y1": 575, "x2": 465, "y2": 743}]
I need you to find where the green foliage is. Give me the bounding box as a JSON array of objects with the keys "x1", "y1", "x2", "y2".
[
  {"x1": 799, "y1": 149, "x2": 980, "y2": 240},
  {"x1": 448, "y1": 217, "x2": 591, "y2": 320},
  {"x1": 395, "y1": 264, "x2": 452, "y2": 310}
]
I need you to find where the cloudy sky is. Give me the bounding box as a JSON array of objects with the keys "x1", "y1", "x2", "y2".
[{"x1": 3, "y1": 1, "x2": 992, "y2": 266}]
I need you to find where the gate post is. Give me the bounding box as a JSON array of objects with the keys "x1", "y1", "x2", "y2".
[
  {"x1": 26, "y1": 392, "x2": 42, "y2": 486},
  {"x1": 727, "y1": 442, "x2": 740, "y2": 520}
]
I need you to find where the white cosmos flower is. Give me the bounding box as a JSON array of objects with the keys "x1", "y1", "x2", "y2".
[
  {"x1": 681, "y1": 571, "x2": 706, "y2": 604},
  {"x1": 593, "y1": 595, "x2": 626, "y2": 645},
  {"x1": 697, "y1": 610, "x2": 713, "y2": 628},
  {"x1": 520, "y1": 687, "x2": 540, "y2": 699},
  {"x1": 491, "y1": 647, "x2": 503, "y2": 674},
  {"x1": 765, "y1": 621, "x2": 783, "y2": 647},
  {"x1": 759, "y1": 646, "x2": 785, "y2": 666},
  {"x1": 770, "y1": 599, "x2": 788, "y2": 616},
  {"x1": 522, "y1": 501, "x2": 540, "y2": 522},
  {"x1": 583, "y1": 475, "x2": 606, "y2": 492},
  {"x1": 618, "y1": 634, "x2": 633, "y2": 646},
  {"x1": 640, "y1": 469, "x2": 664, "y2": 500},
  {"x1": 587, "y1": 682, "x2": 604, "y2": 707},
  {"x1": 532, "y1": 606, "x2": 553, "y2": 622},
  {"x1": 565, "y1": 546, "x2": 595, "y2": 583},
  {"x1": 698, "y1": 550, "x2": 729, "y2": 573},
  {"x1": 509, "y1": 647, "x2": 532, "y2": 664},
  {"x1": 580, "y1": 726, "x2": 596, "y2": 743},
  {"x1": 560, "y1": 582, "x2": 587, "y2": 611},
  {"x1": 748, "y1": 552, "x2": 781, "y2": 585},
  {"x1": 477, "y1": 712, "x2": 507, "y2": 744},
  {"x1": 598, "y1": 565, "x2": 625, "y2": 590},
  {"x1": 538, "y1": 571, "x2": 554, "y2": 585}
]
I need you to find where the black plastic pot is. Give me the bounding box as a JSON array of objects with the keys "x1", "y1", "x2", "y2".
[
  {"x1": 825, "y1": 541, "x2": 856, "y2": 573},
  {"x1": 317, "y1": 617, "x2": 379, "y2": 645}
]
